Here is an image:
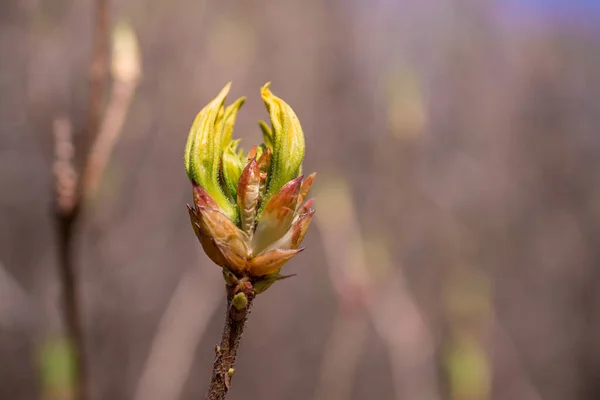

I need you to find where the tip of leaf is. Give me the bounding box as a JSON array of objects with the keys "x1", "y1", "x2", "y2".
[
  {"x1": 276, "y1": 273, "x2": 297, "y2": 281},
  {"x1": 232, "y1": 96, "x2": 246, "y2": 107},
  {"x1": 217, "y1": 82, "x2": 233, "y2": 99},
  {"x1": 260, "y1": 82, "x2": 273, "y2": 97}
]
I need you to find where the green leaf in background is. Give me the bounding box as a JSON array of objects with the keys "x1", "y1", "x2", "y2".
[{"x1": 38, "y1": 336, "x2": 76, "y2": 399}]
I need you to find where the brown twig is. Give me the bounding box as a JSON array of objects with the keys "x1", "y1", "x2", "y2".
[
  {"x1": 314, "y1": 310, "x2": 369, "y2": 400},
  {"x1": 53, "y1": 115, "x2": 88, "y2": 400},
  {"x1": 82, "y1": 0, "x2": 110, "y2": 158},
  {"x1": 84, "y1": 21, "x2": 141, "y2": 198},
  {"x1": 51, "y1": 4, "x2": 142, "y2": 400},
  {"x1": 55, "y1": 202, "x2": 87, "y2": 400},
  {"x1": 205, "y1": 283, "x2": 255, "y2": 400},
  {"x1": 314, "y1": 179, "x2": 441, "y2": 400},
  {"x1": 52, "y1": 2, "x2": 109, "y2": 399}
]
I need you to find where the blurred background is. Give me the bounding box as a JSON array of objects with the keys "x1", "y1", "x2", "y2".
[{"x1": 2, "y1": 0, "x2": 600, "y2": 399}]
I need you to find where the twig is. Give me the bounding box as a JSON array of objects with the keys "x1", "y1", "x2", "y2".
[
  {"x1": 366, "y1": 275, "x2": 440, "y2": 400},
  {"x1": 81, "y1": 0, "x2": 110, "y2": 157},
  {"x1": 53, "y1": 116, "x2": 88, "y2": 400},
  {"x1": 53, "y1": 117, "x2": 78, "y2": 215},
  {"x1": 315, "y1": 179, "x2": 441, "y2": 400},
  {"x1": 51, "y1": 5, "x2": 142, "y2": 400},
  {"x1": 205, "y1": 283, "x2": 256, "y2": 400},
  {"x1": 314, "y1": 310, "x2": 369, "y2": 400},
  {"x1": 52, "y1": 1, "x2": 109, "y2": 398},
  {"x1": 83, "y1": 22, "x2": 141, "y2": 198}
]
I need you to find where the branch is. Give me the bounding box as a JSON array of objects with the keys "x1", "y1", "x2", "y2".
[
  {"x1": 81, "y1": 0, "x2": 110, "y2": 159},
  {"x1": 53, "y1": 115, "x2": 88, "y2": 400},
  {"x1": 83, "y1": 22, "x2": 141, "y2": 198},
  {"x1": 52, "y1": 2, "x2": 109, "y2": 398},
  {"x1": 314, "y1": 179, "x2": 441, "y2": 400},
  {"x1": 313, "y1": 310, "x2": 369, "y2": 400},
  {"x1": 51, "y1": 6, "x2": 142, "y2": 400},
  {"x1": 205, "y1": 283, "x2": 255, "y2": 400}
]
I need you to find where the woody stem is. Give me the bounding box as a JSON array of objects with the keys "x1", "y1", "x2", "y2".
[{"x1": 205, "y1": 284, "x2": 255, "y2": 400}]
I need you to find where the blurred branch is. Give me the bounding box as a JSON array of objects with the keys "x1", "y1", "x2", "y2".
[
  {"x1": 83, "y1": 22, "x2": 141, "y2": 198},
  {"x1": 53, "y1": 114, "x2": 89, "y2": 400},
  {"x1": 51, "y1": 4, "x2": 141, "y2": 400},
  {"x1": 133, "y1": 263, "x2": 222, "y2": 400},
  {"x1": 315, "y1": 178, "x2": 441, "y2": 400},
  {"x1": 366, "y1": 273, "x2": 440, "y2": 400},
  {"x1": 314, "y1": 310, "x2": 369, "y2": 400},
  {"x1": 81, "y1": 0, "x2": 110, "y2": 157},
  {"x1": 53, "y1": 117, "x2": 78, "y2": 216},
  {"x1": 491, "y1": 314, "x2": 543, "y2": 400}
]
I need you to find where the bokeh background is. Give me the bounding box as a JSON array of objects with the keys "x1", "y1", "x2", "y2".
[{"x1": 2, "y1": 0, "x2": 600, "y2": 399}]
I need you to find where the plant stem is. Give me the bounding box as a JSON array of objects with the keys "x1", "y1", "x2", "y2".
[
  {"x1": 55, "y1": 206, "x2": 88, "y2": 400},
  {"x1": 205, "y1": 284, "x2": 255, "y2": 400}
]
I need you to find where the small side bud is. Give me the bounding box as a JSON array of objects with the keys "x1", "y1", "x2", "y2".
[
  {"x1": 225, "y1": 367, "x2": 235, "y2": 389},
  {"x1": 232, "y1": 292, "x2": 249, "y2": 311}
]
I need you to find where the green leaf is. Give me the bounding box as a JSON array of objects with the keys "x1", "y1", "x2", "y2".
[
  {"x1": 221, "y1": 139, "x2": 244, "y2": 201},
  {"x1": 259, "y1": 83, "x2": 305, "y2": 209},
  {"x1": 184, "y1": 83, "x2": 236, "y2": 219}
]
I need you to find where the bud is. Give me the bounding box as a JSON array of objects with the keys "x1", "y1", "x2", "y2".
[
  {"x1": 185, "y1": 83, "x2": 315, "y2": 293},
  {"x1": 232, "y1": 292, "x2": 249, "y2": 310}
]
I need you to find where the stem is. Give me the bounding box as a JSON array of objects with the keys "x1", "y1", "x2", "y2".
[
  {"x1": 205, "y1": 284, "x2": 255, "y2": 400},
  {"x1": 51, "y1": 2, "x2": 115, "y2": 399},
  {"x1": 82, "y1": 0, "x2": 109, "y2": 156},
  {"x1": 55, "y1": 207, "x2": 88, "y2": 400}
]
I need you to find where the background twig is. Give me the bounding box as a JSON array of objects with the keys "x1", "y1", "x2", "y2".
[
  {"x1": 314, "y1": 310, "x2": 369, "y2": 400},
  {"x1": 133, "y1": 262, "x2": 222, "y2": 400},
  {"x1": 53, "y1": 115, "x2": 88, "y2": 400},
  {"x1": 84, "y1": 22, "x2": 141, "y2": 198},
  {"x1": 51, "y1": 5, "x2": 141, "y2": 400},
  {"x1": 81, "y1": 0, "x2": 110, "y2": 159},
  {"x1": 314, "y1": 178, "x2": 441, "y2": 400}
]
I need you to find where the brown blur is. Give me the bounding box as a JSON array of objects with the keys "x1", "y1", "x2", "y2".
[{"x1": 1, "y1": 1, "x2": 600, "y2": 399}]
